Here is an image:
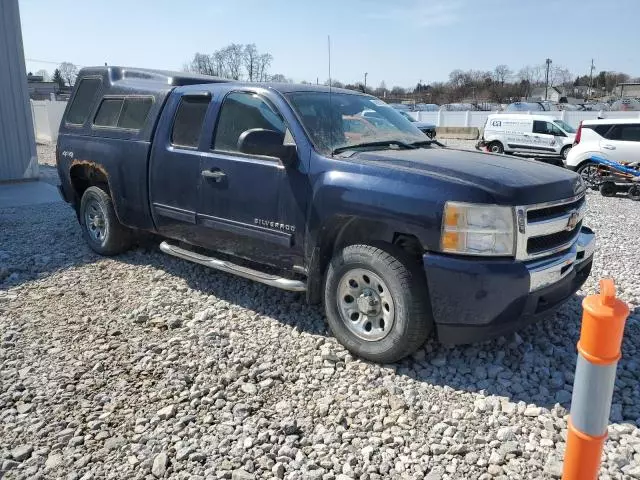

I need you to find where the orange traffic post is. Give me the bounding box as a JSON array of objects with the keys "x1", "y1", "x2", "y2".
[{"x1": 562, "y1": 279, "x2": 630, "y2": 480}]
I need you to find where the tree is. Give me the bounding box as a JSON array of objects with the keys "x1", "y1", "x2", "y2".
[
  {"x1": 256, "y1": 53, "x2": 273, "y2": 82},
  {"x1": 52, "y1": 69, "x2": 65, "y2": 89},
  {"x1": 493, "y1": 65, "x2": 512, "y2": 86},
  {"x1": 223, "y1": 44, "x2": 245, "y2": 80},
  {"x1": 550, "y1": 66, "x2": 572, "y2": 88},
  {"x1": 269, "y1": 73, "x2": 290, "y2": 83},
  {"x1": 390, "y1": 86, "x2": 406, "y2": 96},
  {"x1": 324, "y1": 78, "x2": 344, "y2": 88},
  {"x1": 58, "y1": 62, "x2": 78, "y2": 87},
  {"x1": 243, "y1": 44, "x2": 259, "y2": 81},
  {"x1": 189, "y1": 53, "x2": 215, "y2": 76}
]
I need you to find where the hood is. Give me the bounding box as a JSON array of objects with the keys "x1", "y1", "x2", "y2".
[{"x1": 346, "y1": 147, "x2": 584, "y2": 205}]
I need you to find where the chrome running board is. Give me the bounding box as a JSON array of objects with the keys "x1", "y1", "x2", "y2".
[{"x1": 159, "y1": 241, "x2": 306, "y2": 292}]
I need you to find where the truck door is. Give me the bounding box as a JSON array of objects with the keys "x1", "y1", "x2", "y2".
[
  {"x1": 196, "y1": 90, "x2": 305, "y2": 269},
  {"x1": 148, "y1": 93, "x2": 211, "y2": 240}
]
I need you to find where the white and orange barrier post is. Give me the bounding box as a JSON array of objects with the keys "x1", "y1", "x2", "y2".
[{"x1": 562, "y1": 279, "x2": 630, "y2": 480}]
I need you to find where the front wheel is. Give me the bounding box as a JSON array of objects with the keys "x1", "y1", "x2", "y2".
[
  {"x1": 324, "y1": 244, "x2": 432, "y2": 363},
  {"x1": 79, "y1": 186, "x2": 133, "y2": 255},
  {"x1": 561, "y1": 145, "x2": 571, "y2": 160},
  {"x1": 577, "y1": 162, "x2": 601, "y2": 190}
]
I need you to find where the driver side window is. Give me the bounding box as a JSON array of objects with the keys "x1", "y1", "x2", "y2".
[{"x1": 212, "y1": 92, "x2": 285, "y2": 153}]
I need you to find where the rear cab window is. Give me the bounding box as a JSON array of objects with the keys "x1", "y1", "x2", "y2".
[
  {"x1": 65, "y1": 78, "x2": 102, "y2": 125},
  {"x1": 171, "y1": 96, "x2": 210, "y2": 148},
  {"x1": 93, "y1": 97, "x2": 153, "y2": 130}
]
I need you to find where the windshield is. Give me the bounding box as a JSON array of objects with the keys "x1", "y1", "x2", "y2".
[
  {"x1": 285, "y1": 92, "x2": 427, "y2": 155},
  {"x1": 553, "y1": 120, "x2": 576, "y2": 133}
]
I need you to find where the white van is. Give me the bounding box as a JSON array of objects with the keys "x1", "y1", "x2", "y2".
[{"x1": 480, "y1": 114, "x2": 576, "y2": 159}]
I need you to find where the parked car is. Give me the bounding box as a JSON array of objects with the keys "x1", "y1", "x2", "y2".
[
  {"x1": 441, "y1": 103, "x2": 477, "y2": 111},
  {"x1": 610, "y1": 98, "x2": 640, "y2": 111},
  {"x1": 56, "y1": 66, "x2": 594, "y2": 363},
  {"x1": 505, "y1": 102, "x2": 545, "y2": 112},
  {"x1": 479, "y1": 114, "x2": 576, "y2": 159},
  {"x1": 565, "y1": 119, "x2": 640, "y2": 179},
  {"x1": 414, "y1": 103, "x2": 440, "y2": 112},
  {"x1": 397, "y1": 110, "x2": 437, "y2": 138},
  {"x1": 388, "y1": 103, "x2": 412, "y2": 112}
]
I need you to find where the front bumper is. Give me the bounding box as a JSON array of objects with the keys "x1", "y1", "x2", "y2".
[{"x1": 423, "y1": 226, "x2": 595, "y2": 345}]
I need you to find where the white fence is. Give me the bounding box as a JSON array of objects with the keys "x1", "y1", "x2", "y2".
[
  {"x1": 30, "y1": 98, "x2": 66, "y2": 143},
  {"x1": 28, "y1": 99, "x2": 640, "y2": 144},
  {"x1": 409, "y1": 110, "x2": 640, "y2": 128}
]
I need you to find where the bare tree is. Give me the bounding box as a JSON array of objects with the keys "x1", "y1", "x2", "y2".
[
  {"x1": 189, "y1": 53, "x2": 216, "y2": 76},
  {"x1": 493, "y1": 65, "x2": 512, "y2": 86},
  {"x1": 59, "y1": 62, "x2": 78, "y2": 87},
  {"x1": 244, "y1": 44, "x2": 259, "y2": 81},
  {"x1": 257, "y1": 53, "x2": 273, "y2": 82},
  {"x1": 324, "y1": 78, "x2": 344, "y2": 88},
  {"x1": 270, "y1": 73, "x2": 290, "y2": 83},
  {"x1": 550, "y1": 66, "x2": 573, "y2": 88},
  {"x1": 212, "y1": 50, "x2": 228, "y2": 78},
  {"x1": 223, "y1": 44, "x2": 245, "y2": 80}
]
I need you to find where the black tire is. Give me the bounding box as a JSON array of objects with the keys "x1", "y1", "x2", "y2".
[
  {"x1": 628, "y1": 185, "x2": 640, "y2": 201},
  {"x1": 577, "y1": 161, "x2": 600, "y2": 190},
  {"x1": 488, "y1": 141, "x2": 504, "y2": 154},
  {"x1": 79, "y1": 186, "x2": 132, "y2": 255},
  {"x1": 599, "y1": 181, "x2": 617, "y2": 197},
  {"x1": 324, "y1": 244, "x2": 432, "y2": 363},
  {"x1": 561, "y1": 145, "x2": 571, "y2": 160}
]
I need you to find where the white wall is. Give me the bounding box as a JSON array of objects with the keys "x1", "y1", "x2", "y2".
[
  {"x1": 410, "y1": 110, "x2": 640, "y2": 128},
  {"x1": 30, "y1": 99, "x2": 640, "y2": 145},
  {"x1": 30, "y1": 99, "x2": 66, "y2": 143}
]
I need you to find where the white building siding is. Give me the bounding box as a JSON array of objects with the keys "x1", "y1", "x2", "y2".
[{"x1": 0, "y1": 0, "x2": 38, "y2": 181}]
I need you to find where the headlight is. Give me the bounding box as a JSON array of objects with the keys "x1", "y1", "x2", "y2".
[{"x1": 441, "y1": 202, "x2": 515, "y2": 256}]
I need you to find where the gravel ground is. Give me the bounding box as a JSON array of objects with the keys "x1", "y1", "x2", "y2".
[{"x1": 0, "y1": 147, "x2": 639, "y2": 480}]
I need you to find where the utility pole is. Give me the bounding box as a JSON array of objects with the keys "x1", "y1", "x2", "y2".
[
  {"x1": 588, "y1": 59, "x2": 595, "y2": 100},
  {"x1": 364, "y1": 72, "x2": 368, "y2": 91},
  {"x1": 544, "y1": 58, "x2": 552, "y2": 100}
]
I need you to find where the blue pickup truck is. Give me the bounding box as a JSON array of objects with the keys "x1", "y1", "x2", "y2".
[{"x1": 56, "y1": 67, "x2": 595, "y2": 363}]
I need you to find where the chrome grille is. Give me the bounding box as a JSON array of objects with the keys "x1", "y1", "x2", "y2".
[{"x1": 515, "y1": 194, "x2": 587, "y2": 261}]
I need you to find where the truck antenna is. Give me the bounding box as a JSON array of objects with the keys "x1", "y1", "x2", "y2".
[{"x1": 328, "y1": 35, "x2": 335, "y2": 155}]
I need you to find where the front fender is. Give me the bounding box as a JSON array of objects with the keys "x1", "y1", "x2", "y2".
[{"x1": 307, "y1": 169, "x2": 445, "y2": 254}]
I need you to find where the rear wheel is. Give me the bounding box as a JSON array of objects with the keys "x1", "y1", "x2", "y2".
[
  {"x1": 79, "y1": 186, "x2": 133, "y2": 255},
  {"x1": 488, "y1": 141, "x2": 504, "y2": 154},
  {"x1": 628, "y1": 185, "x2": 640, "y2": 201},
  {"x1": 324, "y1": 244, "x2": 432, "y2": 363},
  {"x1": 599, "y1": 181, "x2": 617, "y2": 197}
]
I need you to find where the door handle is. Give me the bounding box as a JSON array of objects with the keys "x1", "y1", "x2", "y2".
[
  {"x1": 602, "y1": 144, "x2": 616, "y2": 150},
  {"x1": 201, "y1": 169, "x2": 226, "y2": 182}
]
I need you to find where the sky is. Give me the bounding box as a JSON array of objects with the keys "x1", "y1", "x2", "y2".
[{"x1": 19, "y1": 0, "x2": 640, "y2": 88}]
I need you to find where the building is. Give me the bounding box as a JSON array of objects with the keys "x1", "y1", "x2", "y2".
[
  {"x1": 27, "y1": 74, "x2": 58, "y2": 100},
  {"x1": 0, "y1": 0, "x2": 38, "y2": 181},
  {"x1": 528, "y1": 86, "x2": 563, "y2": 102},
  {"x1": 616, "y1": 83, "x2": 640, "y2": 98}
]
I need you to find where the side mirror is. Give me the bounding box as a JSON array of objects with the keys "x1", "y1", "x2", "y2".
[{"x1": 237, "y1": 128, "x2": 297, "y2": 166}]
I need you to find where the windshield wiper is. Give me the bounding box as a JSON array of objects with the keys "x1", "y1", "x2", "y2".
[
  {"x1": 332, "y1": 140, "x2": 417, "y2": 155},
  {"x1": 409, "y1": 139, "x2": 446, "y2": 148}
]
